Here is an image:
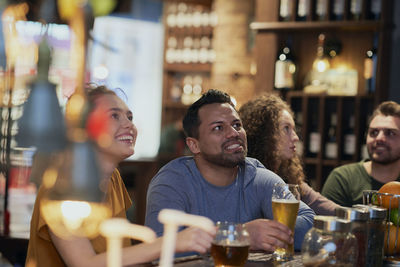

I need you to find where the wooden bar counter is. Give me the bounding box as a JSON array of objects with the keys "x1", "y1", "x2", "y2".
[{"x1": 134, "y1": 253, "x2": 304, "y2": 267}]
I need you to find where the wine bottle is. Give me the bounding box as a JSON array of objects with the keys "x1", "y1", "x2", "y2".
[
  {"x1": 274, "y1": 38, "x2": 296, "y2": 91},
  {"x1": 308, "y1": 112, "x2": 321, "y2": 157},
  {"x1": 332, "y1": 0, "x2": 345, "y2": 21},
  {"x1": 297, "y1": 0, "x2": 311, "y2": 21},
  {"x1": 312, "y1": 33, "x2": 330, "y2": 73},
  {"x1": 315, "y1": 0, "x2": 329, "y2": 21},
  {"x1": 368, "y1": 0, "x2": 381, "y2": 20},
  {"x1": 350, "y1": 0, "x2": 363, "y2": 20},
  {"x1": 295, "y1": 111, "x2": 304, "y2": 156},
  {"x1": 325, "y1": 113, "x2": 338, "y2": 159},
  {"x1": 364, "y1": 34, "x2": 378, "y2": 94},
  {"x1": 343, "y1": 115, "x2": 356, "y2": 160},
  {"x1": 279, "y1": 0, "x2": 294, "y2": 21}
]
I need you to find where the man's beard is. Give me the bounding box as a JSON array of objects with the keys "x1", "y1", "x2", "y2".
[
  {"x1": 202, "y1": 148, "x2": 247, "y2": 168},
  {"x1": 368, "y1": 145, "x2": 400, "y2": 165}
]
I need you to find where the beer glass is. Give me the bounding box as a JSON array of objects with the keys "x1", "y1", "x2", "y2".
[
  {"x1": 271, "y1": 183, "x2": 300, "y2": 261},
  {"x1": 210, "y1": 221, "x2": 250, "y2": 267}
]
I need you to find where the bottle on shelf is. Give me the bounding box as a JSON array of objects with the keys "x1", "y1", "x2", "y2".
[
  {"x1": 295, "y1": 111, "x2": 304, "y2": 157},
  {"x1": 274, "y1": 37, "x2": 296, "y2": 91},
  {"x1": 296, "y1": 0, "x2": 311, "y2": 21},
  {"x1": 368, "y1": 0, "x2": 381, "y2": 20},
  {"x1": 361, "y1": 116, "x2": 371, "y2": 160},
  {"x1": 350, "y1": 0, "x2": 363, "y2": 20},
  {"x1": 315, "y1": 0, "x2": 329, "y2": 21},
  {"x1": 279, "y1": 0, "x2": 295, "y2": 21},
  {"x1": 364, "y1": 34, "x2": 378, "y2": 94},
  {"x1": 308, "y1": 112, "x2": 321, "y2": 157},
  {"x1": 325, "y1": 113, "x2": 338, "y2": 159},
  {"x1": 312, "y1": 33, "x2": 330, "y2": 73},
  {"x1": 343, "y1": 115, "x2": 356, "y2": 160},
  {"x1": 332, "y1": 0, "x2": 345, "y2": 21}
]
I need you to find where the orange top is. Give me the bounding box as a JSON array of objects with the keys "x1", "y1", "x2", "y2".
[{"x1": 25, "y1": 169, "x2": 132, "y2": 267}]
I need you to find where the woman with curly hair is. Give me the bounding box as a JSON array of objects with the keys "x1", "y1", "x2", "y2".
[{"x1": 239, "y1": 93, "x2": 338, "y2": 215}]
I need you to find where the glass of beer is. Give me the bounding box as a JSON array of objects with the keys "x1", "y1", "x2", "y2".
[
  {"x1": 271, "y1": 183, "x2": 300, "y2": 262},
  {"x1": 210, "y1": 221, "x2": 250, "y2": 267}
]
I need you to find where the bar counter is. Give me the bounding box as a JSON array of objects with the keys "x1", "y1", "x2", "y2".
[{"x1": 134, "y1": 253, "x2": 303, "y2": 267}]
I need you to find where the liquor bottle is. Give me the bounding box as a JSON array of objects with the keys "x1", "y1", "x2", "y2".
[
  {"x1": 297, "y1": 0, "x2": 311, "y2": 21},
  {"x1": 343, "y1": 115, "x2": 356, "y2": 160},
  {"x1": 274, "y1": 38, "x2": 296, "y2": 91},
  {"x1": 295, "y1": 111, "x2": 304, "y2": 156},
  {"x1": 315, "y1": 0, "x2": 329, "y2": 21},
  {"x1": 312, "y1": 33, "x2": 330, "y2": 73},
  {"x1": 368, "y1": 0, "x2": 381, "y2": 20},
  {"x1": 308, "y1": 112, "x2": 321, "y2": 157},
  {"x1": 350, "y1": 0, "x2": 363, "y2": 20},
  {"x1": 364, "y1": 34, "x2": 378, "y2": 94},
  {"x1": 332, "y1": 0, "x2": 345, "y2": 21},
  {"x1": 325, "y1": 113, "x2": 338, "y2": 159},
  {"x1": 279, "y1": 0, "x2": 294, "y2": 21}
]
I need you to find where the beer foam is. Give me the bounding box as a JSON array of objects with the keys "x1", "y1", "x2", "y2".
[{"x1": 272, "y1": 198, "x2": 300, "y2": 204}]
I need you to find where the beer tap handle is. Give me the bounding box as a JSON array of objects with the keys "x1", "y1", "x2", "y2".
[
  {"x1": 100, "y1": 218, "x2": 157, "y2": 267},
  {"x1": 158, "y1": 209, "x2": 215, "y2": 267}
]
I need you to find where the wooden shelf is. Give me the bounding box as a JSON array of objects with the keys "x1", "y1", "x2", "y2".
[
  {"x1": 250, "y1": 20, "x2": 388, "y2": 32},
  {"x1": 163, "y1": 102, "x2": 190, "y2": 109},
  {"x1": 164, "y1": 63, "x2": 212, "y2": 73}
]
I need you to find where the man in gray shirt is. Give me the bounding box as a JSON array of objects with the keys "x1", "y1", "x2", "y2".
[{"x1": 145, "y1": 89, "x2": 314, "y2": 252}]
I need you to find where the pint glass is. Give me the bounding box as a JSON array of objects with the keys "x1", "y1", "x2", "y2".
[
  {"x1": 210, "y1": 222, "x2": 250, "y2": 267},
  {"x1": 272, "y1": 183, "x2": 300, "y2": 261}
]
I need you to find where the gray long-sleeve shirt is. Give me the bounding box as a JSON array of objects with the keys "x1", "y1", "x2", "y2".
[{"x1": 145, "y1": 156, "x2": 315, "y2": 250}]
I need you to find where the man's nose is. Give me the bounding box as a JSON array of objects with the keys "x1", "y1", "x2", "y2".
[{"x1": 226, "y1": 126, "x2": 240, "y2": 138}]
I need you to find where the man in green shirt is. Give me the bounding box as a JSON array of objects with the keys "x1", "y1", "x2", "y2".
[{"x1": 322, "y1": 101, "x2": 400, "y2": 207}]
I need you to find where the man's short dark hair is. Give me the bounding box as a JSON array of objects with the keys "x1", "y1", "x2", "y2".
[
  {"x1": 369, "y1": 101, "x2": 400, "y2": 125},
  {"x1": 182, "y1": 89, "x2": 234, "y2": 138}
]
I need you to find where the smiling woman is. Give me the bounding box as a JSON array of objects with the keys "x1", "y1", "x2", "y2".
[{"x1": 25, "y1": 85, "x2": 216, "y2": 267}]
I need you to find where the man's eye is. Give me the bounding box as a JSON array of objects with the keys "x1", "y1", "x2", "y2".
[
  {"x1": 213, "y1": 125, "x2": 222, "y2": 131},
  {"x1": 128, "y1": 115, "x2": 133, "y2": 121},
  {"x1": 385, "y1": 130, "x2": 396, "y2": 137},
  {"x1": 369, "y1": 129, "x2": 378, "y2": 137},
  {"x1": 233, "y1": 123, "x2": 242, "y2": 130}
]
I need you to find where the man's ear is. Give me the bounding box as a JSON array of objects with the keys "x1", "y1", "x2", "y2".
[{"x1": 186, "y1": 137, "x2": 200, "y2": 154}]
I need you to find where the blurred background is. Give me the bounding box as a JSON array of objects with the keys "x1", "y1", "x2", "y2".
[{"x1": 0, "y1": 0, "x2": 399, "y2": 264}]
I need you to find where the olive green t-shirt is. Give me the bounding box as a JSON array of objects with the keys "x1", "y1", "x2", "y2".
[{"x1": 321, "y1": 160, "x2": 400, "y2": 207}]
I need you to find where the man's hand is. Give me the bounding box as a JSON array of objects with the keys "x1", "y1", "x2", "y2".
[
  {"x1": 245, "y1": 219, "x2": 293, "y2": 252},
  {"x1": 175, "y1": 226, "x2": 216, "y2": 254}
]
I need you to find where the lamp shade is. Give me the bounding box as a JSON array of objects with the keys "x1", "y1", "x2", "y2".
[
  {"x1": 46, "y1": 140, "x2": 104, "y2": 202},
  {"x1": 16, "y1": 80, "x2": 67, "y2": 152},
  {"x1": 40, "y1": 140, "x2": 111, "y2": 238}
]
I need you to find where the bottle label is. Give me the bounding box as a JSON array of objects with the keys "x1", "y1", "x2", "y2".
[
  {"x1": 361, "y1": 144, "x2": 369, "y2": 159},
  {"x1": 316, "y1": 0, "x2": 328, "y2": 16},
  {"x1": 280, "y1": 0, "x2": 292, "y2": 19},
  {"x1": 309, "y1": 132, "x2": 321, "y2": 153},
  {"x1": 297, "y1": 0, "x2": 309, "y2": 17},
  {"x1": 344, "y1": 134, "x2": 356, "y2": 155},
  {"x1": 364, "y1": 58, "x2": 373, "y2": 79},
  {"x1": 371, "y1": 0, "x2": 381, "y2": 16},
  {"x1": 325, "y1": 143, "x2": 338, "y2": 158},
  {"x1": 296, "y1": 140, "x2": 304, "y2": 156},
  {"x1": 333, "y1": 0, "x2": 345, "y2": 16},
  {"x1": 274, "y1": 60, "x2": 295, "y2": 89},
  {"x1": 351, "y1": 0, "x2": 362, "y2": 15}
]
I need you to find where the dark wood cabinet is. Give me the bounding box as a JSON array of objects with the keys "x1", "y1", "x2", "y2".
[{"x1": 252, "y1": 0, "x2": 394, "y2": 190}]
